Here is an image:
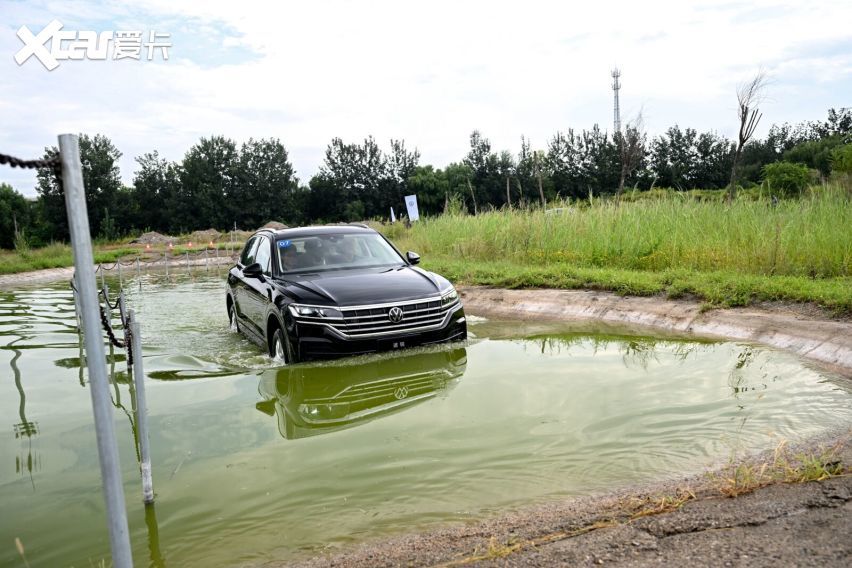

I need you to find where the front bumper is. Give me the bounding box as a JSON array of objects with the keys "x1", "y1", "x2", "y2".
[{"x1": 290, "y1": 304, "x2": 467, "y2": 361}]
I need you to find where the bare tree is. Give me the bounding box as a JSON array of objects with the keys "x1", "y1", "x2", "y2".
[
  {"x1": 534, "y1": 151, "x2": 546, "y2": 208},
  {"x1": 616, "y1": 113, "x2": 645, "y2": 200},
  {"x1": 728, "y1": 71, "x2": 767, "y2": 201},
  {"x1": 466, "y1": 178, "x2": 478, "y2": 215}
]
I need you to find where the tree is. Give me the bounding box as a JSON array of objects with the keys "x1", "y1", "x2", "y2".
[
  {"x1": 0, "y1": 184, "x2": 31, "y2": 249},
  {"x1": 693, "y1": 131, "x2": 735, "y2": 188},
  {"x1": 132, "y1": 151, "x2": 182, "y2": 233},
  {"x1": 407, "y1": 165, "x2": 449, "y2": 216},
  {"x1": 316, "y1": 136, "x2": 390, "y2": 220},
  {"x1": 783, "y1": 136, "x2": 846, "y2": 178},
  {"x1": 385, "y1": 139, "x2": 420, "y2": 210},
  {"x1": 36, "y1": 133, "x2": 123, "y2": 240},
  {"x1": 616, "y1": 114, "x2": 646, "y2": 198},
  {"x1": 179, "y1": 136, "x2": 238, "y2": 231},
  {"x1": 233, "y1": 138, "x2": 300, "y2": 228},
  {"x1": 813, "y1": 107, "x2": 852, "y2": 140},
  {"x1": 729, "y1": 71, "x2": 768, "y2": 200},
  {"x1": 546, "y1": 130, "x2": 585, "y2": 199}
]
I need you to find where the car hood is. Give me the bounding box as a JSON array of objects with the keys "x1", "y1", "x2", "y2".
[{"x1": 274, "y1": 266, "x2": 450, "y2": 306}]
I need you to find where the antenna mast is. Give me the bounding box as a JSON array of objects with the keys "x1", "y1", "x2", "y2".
[{"x1": 611, "y1": 68, "x2": 622, "y2": 133}]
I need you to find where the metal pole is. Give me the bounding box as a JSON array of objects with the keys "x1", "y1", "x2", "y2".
[
  {"x1": 118, "y1": 291, "x2": 129, "y2": 371},
  {"x1": 117, "y1": 260, "x2": 123, "y2": 288},
  {"x1": 164, "y1": 252, "x2": 169, "y2": 280},
  {"x1": 129, "y1": 309, "x2": 154, "y2": 504},
  {"x1": 185, "y1": 251, "x2": 190, "y2": 273},
  {"x1": 136, "y1": 257, "x2": 141, "y2": 291},
  {"x1": 58, "y1": 134, "x2": 133, "y2": 568},
  {"x1": 100, "y1": 265, "x2": 106, "y2": 290}
]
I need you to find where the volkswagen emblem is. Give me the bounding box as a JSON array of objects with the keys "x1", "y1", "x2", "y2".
[
  {"x1": 394, "y1": 386, "x2": 409, "y2": 400},
  {"x1": 388, "y1": 306, "x2": 404, "y2": 323}
]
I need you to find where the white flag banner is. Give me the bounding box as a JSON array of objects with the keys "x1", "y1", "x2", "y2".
[
  {"x1": 390, "y1": 207, "x2": 397, "y2": 223},
  {"x1": 404, "y1": 194, "x2": 420, "y2": 221}
]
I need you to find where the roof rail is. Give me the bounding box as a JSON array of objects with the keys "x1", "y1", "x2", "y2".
[{"x1": 347, "y1": 223, "x2": 370, "y2": 229}]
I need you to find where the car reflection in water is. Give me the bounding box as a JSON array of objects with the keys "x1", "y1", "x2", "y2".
[{"x1": 255, "y1": 346, "x2": 467, "y2": 440}]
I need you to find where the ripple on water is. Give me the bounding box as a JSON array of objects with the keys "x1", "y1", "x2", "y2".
[{"x1": 0, "y1": 274, "x2": 850, "y2": 568}]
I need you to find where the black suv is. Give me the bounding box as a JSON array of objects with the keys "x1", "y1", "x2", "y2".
[{"x1": 226, "y1": 225, "x2": 466, "y2": 363}]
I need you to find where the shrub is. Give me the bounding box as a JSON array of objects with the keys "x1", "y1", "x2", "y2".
[
  {"x1": 830, "y1": 144, "x2": 852, "y2": 174},
  {"x1": 761, "y1": 162, "x2": 811, "y2": 197}
]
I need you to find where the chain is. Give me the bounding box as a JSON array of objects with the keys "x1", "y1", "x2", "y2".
[
  {"x1": 99, "y1": 303, "x2": 126, "y2": 349},
  {"x1": 0, "y1": 152, "x2": 61, "y2": 173}
]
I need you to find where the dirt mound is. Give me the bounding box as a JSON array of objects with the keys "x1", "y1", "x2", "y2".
[
  {"x1": 190, "y1": 229, "x2": 221, "y2": 244},
  {"x1": 132, "y1": 231, "x2": 175, "y2": 245},
  {"x1": 259, "y1": 221, "x2": 288, "y2": 230}
]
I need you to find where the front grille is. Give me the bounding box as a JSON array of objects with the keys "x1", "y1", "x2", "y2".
[
  {"x1": 306, "y1": 371, "x2": 445, "y2": 406},
  {"x1": 297, "y1": 297, "x2": 460, "y2": 339},
  {"x1": 339, "y1": 299, "x2": 448, "y2": 337}
]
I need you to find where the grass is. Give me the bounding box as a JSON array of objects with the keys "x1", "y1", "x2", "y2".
[
  {"x1": 382, "y1": 183, "x2": 852, "y2": 315},
  {"x1": 712, "y1": 439, "x2": 847, "y2": 498}
]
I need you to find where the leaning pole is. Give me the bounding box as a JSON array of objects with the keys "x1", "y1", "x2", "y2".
[{"x1": 59, "y1": 134, "x2": 133, "y2": 568}]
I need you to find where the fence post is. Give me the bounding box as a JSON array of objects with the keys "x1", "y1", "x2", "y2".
[
  {"x1": 128, "y1": 308, "x2": 154, "y2": 504},
  {"x1": 164, "y1": 252, "x2": 169, "y2": 280},
  {"x1": 136, "y1": 257, "x2": 141, "y2": 290},
  {"x1": 59, "y1": 134, "x2": 133, "y2": 568}
]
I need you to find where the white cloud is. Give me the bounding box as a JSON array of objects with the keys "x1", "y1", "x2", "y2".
[{"x1": 2, "y1": 0, "x2": 851, "y2": 196}]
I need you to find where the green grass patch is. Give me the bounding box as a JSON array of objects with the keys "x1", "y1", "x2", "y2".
[
  {"x1": 381, "y1": 183, "x2": 851, "y2": 314},
  {"x1": 418, "y1": 257, "x2": 852, "y2": 315},
  {"x1": 390, "y1": 183, "x2": 850, "y2": 278},
  {"x1": 0, "y1": 244, "x2": 141, "y2": 275}
]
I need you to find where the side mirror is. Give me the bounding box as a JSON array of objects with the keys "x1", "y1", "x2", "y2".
[
  {"x1": 406, "y1": 251, "x2": 421, "y2": 265},
  {"x1": 243, "y1": 262, "x2": 263, "y2": 278}
]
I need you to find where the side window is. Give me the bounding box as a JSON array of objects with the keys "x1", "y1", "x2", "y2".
[
  {"x1": 255, "y1": 236, "x2": 272, "y2": 275},
  {"x1": 240, "y1": 237, "x2": 259, "y2": 266}
]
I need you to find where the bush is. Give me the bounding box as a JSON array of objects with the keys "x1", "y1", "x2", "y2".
[
  {"x1": 830, "y1": 144, "x2": 852, "y2": 174},
  {"x1": 761, "y1": 162, "x2": 811, "y2": 197}
]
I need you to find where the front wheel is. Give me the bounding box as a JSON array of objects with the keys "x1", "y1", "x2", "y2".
[
  {"x1": 271, "y1": 328, "x2": 290, "y2": 364},
  {"x1": 228, "y1": 303, "x2": 239, "y2": 333}
]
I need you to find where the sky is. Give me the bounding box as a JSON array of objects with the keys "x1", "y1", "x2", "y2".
[{"x1": 1, "y1": 0, "x2": 851, "y2": 197}]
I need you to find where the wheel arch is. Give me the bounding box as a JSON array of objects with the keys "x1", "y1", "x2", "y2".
[{"x1": 266, "y1": 311, "x2": 284, "y2": 357}]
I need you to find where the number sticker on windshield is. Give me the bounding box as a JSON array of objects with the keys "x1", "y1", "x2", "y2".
[{"x1": 278, "y1": 240, "x2": 291, "y2": 248}]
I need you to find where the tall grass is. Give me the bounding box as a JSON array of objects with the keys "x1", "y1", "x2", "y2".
[{"x1": 389, "y1": 184, "x2": 851, "y2": 278}]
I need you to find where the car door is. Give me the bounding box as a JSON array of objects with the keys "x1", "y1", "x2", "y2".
[
  {"x1": 233, "y1": 236, "x2": 259, "y2": 330},
  {"x1": 243, "y1": 235, "x2": 273, "y2": 338}
]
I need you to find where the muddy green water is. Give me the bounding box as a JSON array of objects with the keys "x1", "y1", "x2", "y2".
[{"x1": 2, "y1": 274, "x2": 851, "y2": 567}]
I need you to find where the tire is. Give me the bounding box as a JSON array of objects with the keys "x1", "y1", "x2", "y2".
[
  {"x1": 228, "y1": 303, "x2": 239, "y2": 333},
  {"x1": 271, "y1": 328, "x2": 289, "y2": 364}
]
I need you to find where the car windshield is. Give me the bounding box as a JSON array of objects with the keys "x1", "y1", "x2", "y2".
[{"x1": 276, "y1": 233, "x2": 405, "y2": 274}]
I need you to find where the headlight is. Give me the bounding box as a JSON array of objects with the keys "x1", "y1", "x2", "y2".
[
  {"x1": 441, "y1": 288, "x2": 459, "y2": 307},
  {"x1": 288, "y1": 304, "x2": 343, "y2": 319}
]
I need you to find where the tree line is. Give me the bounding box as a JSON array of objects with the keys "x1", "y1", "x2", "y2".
[{"x1": 0, "y1": 107, "x2": 850, "y2": 248}]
